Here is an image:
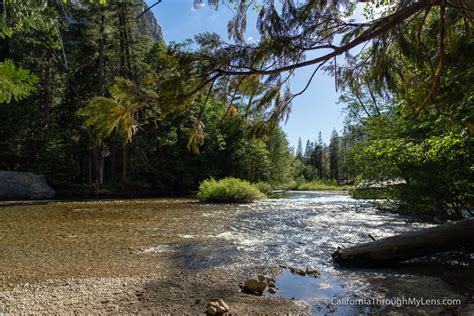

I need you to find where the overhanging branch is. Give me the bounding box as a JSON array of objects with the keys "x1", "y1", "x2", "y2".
[{"x1": 214, "y1": 0, "x2": 440, "y2": 77}]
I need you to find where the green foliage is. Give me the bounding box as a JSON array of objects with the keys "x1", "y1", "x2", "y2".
[
  {"x1": 274, "y1": 179, "x2": 298, "y2": 190},
  {"x1": 79, "y1": 78, "x2": 148, "y2": 144},
  {"x1": 0, "y1": 0, "x2": 163, "y2": 190},
  {"x1": 241, "y1": 139, "x2": 271, "y2": 182},
  {"x1": 292, "y1": 130, "x2": 353, "y2": 184},
  {"x1": 197, "y1": 177, "x2": 266, "y2": 203},
  {"x1": 353, "y1": 131, "x2": 468, "y2": 179},
  {"x1": 254, "y1": 181, "x2": 273, "y2": 195},
  {"x1": 265, "y1": 128, "x2": 294, "y2": 184},
  {"x1": 297, "y1": 179, "x2": 353, "y2": 191},
  {"x1": 0, "y1": 59, "x2": 38, "y2": 103},
  {"x1": 350, "y1": 188, "x2": 392, "y2": 200},
  {"x1": 0, "y1": 0, "x2": 71, "y2": 103},
  {"x1": 338, "y1": 2, "x2": 474, "y2": 218},
  {"x1": 329, "y1": 129, "x2": 340, "y2": 180},
  {"x1": 348, "y1": 103, "x2": 473, "y2": 217},
  {"x1": 0, "y1": 1, "x2": 53, "y2": 39}
]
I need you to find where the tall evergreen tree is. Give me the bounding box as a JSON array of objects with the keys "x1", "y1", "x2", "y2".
[
  {"x1": 303, "y1": 140, "x2": 313, "y2": 160},
  {"x1": 309, "y1": 141, "x2": 323, "y2": 180},
  {"x1": 296, "y1": 137, "x2": 303, "y2": 160},
  {"x1": 329, "y1": 129, "x2": 339, "y2": 182}
]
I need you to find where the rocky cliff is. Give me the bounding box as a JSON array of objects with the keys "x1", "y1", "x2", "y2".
[{"x1": 138, "y1": 1, "x2": 164, "y2": 42}]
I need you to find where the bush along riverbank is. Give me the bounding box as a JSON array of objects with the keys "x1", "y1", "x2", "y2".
[
  {"x1": 197, "y1": 177, "x2": 266, "y2": 203},
  {"x1": 196, "y1": 177, "x2": 353, "y2": 204},
  {"x1": 273, "y1": 179, "x2": 353, "y2": 191}
]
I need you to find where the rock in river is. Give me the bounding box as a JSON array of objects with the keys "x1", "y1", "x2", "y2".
[
  {"x1": 306, "y1": 267, "x2": 320, "y2": 277},
  {"x1": 289, "y1": 266, "x2": 306, "y2": 276},
  {"x1": 0, "y1": 170, "x2": 55, "y2": 199}
]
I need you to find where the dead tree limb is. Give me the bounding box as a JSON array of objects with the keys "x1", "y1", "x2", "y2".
[{"x1": 332, "y1": 218, "x2": 474, "y2": 267}]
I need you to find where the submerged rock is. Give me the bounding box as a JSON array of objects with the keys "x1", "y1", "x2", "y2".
[
  {"x1": 289, "y1": 266, "x2": 306, "y2": 276},
  {"x1": 305, "y1": 267, "x2": 320, "y2": 277},
  {"x1": 0, "y1": 170, "x2": 55, "y2": 199}
]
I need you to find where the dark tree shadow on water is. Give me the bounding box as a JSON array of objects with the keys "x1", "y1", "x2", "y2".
[{"x1": 168, "y1": 241, "x2": 244, "y2": 271}]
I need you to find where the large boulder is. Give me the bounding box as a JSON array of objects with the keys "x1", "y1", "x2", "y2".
[
  {"x1": 0, "y1": 171, "x2": 55, "y2": 199},
  {"x1": 243, "y1": 274, "x2": 268, "y2": 295}
]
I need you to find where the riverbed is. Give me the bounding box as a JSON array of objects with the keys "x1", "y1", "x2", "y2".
[{"x1": 0, "y1": 191, "x2": 472, "y2": 314}]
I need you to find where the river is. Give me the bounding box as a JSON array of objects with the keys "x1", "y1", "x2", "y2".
[{"x1": 0, "y1": 191, "x2": 471, "y2": 314}]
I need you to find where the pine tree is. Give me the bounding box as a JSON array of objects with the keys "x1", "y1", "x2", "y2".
[
  {"x1": 329, "y1": 129, "x2": 339, "y2": 182},
  {"x1": 296, "y1": 137, "x2": 303, "y2": 160},
  {"x1": 303, "y1": 140, "x2": 313, "y2": 161},
  {"x1": 309, "y1": 141, "x2": 323, "y2": 180}
]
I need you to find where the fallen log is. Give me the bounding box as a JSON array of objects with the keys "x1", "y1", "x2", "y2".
[{"x1": 332, "y1": 218, "x2": 474, "y2": 267}]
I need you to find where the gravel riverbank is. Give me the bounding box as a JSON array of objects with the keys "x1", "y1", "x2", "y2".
[{"x1": 0, "y1": 268, "x2": 308, "y2": 314}]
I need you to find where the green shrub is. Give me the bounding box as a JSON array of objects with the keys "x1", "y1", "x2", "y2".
[
  {"x1": 197, "y1": 177, "x2": 266, "y2": 203},
  {"x1": 254, "y1": 182, "x2": 273, "y2": 195},
  {"x1": 274, "y1": 180, "x2": 299, "y2": 190},
  {"x1": 350, "y1": 187, "x2": 391, "y2": 199},
  {"x1": 297, "y1": 179, "x2": 353, "y2": 191}
]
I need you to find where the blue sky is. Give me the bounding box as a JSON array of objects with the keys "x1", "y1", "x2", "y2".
[{"x1": 145, "y1": 0, "x2": 353, "y2": 147}]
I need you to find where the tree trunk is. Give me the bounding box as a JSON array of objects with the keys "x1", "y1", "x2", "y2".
[
  {"x1": 110, "y1": 139, "x2": 117, "y2": 178},
  {"x1": 0, "y1": 38, "x2": 9, "y2": 62},
  {"x1": 88, "y1": 150, "x2": 92, "y2": 185},
  {"x1": 97, "y1": 11, "x2": 105, "y2": 97},
  {"x1": 118, "y1": 3, "x2": 127, "y2": 77},
  {"x1": 43, "y1": 50, "x2": 52, "y2": 127},
  {"x1": 0, "y1": 3, "x2": 9, "y2": 62},
  {"x1": 332, "y1": 218, "x2": 474, "y2": 267},
  {"x1": 93, "y1": 146, "x2": 102, "y2": 192},
  {"x1": 121, "y1": 144, "x2": 127, "y2": 180},
  {"x1": 91, "y1": 9, "x2": 106, "y2": 192}
]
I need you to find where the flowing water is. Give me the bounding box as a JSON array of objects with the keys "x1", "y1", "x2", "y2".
[{"x1": 0, "y1": 191, "x2": 470, "y2": 314}]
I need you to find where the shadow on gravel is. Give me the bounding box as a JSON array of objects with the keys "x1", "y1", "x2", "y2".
[{"x1": 135, "y1": 271, "x2": 245, "y2": 313}]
